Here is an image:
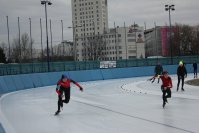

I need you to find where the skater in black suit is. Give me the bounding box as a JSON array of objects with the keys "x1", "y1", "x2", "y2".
[
  {"x1": 177, "y1": 61, "x2": 187, "y2": 91},
  {"x1": 193, "y1": 62, "x2": 198, "y2": 78}
]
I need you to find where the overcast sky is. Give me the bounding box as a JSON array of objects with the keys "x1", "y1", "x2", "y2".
[{"x1": 0, "y1": 0, "x2": 199, "y2": 49}]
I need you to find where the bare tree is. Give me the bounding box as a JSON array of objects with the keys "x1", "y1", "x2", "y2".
[
  {"x1": 11, "y1": 33, "x2": 34, "y2": 63},
  {"x1": 11, "y1": 38, "x2": 21, "y2": 62},
  {"x1": 173, "y1": 24, "x2": 199, "y2": 56},
  {"x1": 83, "y1": 34, "x2": 106, "y2": 61},
  {"x1": 191, "y1": 26, "x2": 199, "y2": 55}
]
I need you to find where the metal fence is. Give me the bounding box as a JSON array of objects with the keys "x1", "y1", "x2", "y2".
[{"x1": 0, "y1": 56, "x2": 199, "y2": 76}]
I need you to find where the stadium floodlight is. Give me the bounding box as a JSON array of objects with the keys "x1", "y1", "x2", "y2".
[
  {"x1": 165, "y1": 4, "x2": 175, "y2": 64},
  {"x1": 41, "y1": 0, "x2": 52, "y2": 71}
]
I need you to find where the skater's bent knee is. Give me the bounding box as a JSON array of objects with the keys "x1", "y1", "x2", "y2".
[{"x1": 63, "y1": 99, "x2": 70, "y2": 103}]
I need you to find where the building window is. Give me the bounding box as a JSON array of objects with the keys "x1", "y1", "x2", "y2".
[
  {"x1": 128, "y1": 50, "x2": 136, "y2": 54},
  {"x1": 128, "y1": 34, "x2": 135, "y2": 37},
  {"x1": 128, "y1": 39, "x2": 136, "y2": 42},
  {"x1": 129, "y1": 56, "x2": 136, "y2": 59}
]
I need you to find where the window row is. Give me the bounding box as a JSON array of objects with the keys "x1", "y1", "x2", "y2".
[
  {"x1": 74, "y1": 0, "x2": 99, "y2": 5},
  {"x1": 82, "y1": 57, "x2": 122, "y2": 61},
  {"x1": 81, "y1": 51, "x2": 123, "y2": 55}
]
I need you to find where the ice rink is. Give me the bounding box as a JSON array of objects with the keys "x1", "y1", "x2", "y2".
[{"x1": 0, "y1": 75, "x2": 199, "y2": 133}]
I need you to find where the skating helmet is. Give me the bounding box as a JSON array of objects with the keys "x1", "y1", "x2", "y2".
[
  {"x1": 179, "y1": 61, "x2": 183, "y2": 66},
  {"x1": 61, "y1": 74, "x2": 68, "y2": 79},
  {"x1": 162, "y1": 71, "x2": 168, "y2": 75}
]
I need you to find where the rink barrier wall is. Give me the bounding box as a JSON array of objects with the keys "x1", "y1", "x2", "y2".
[{"x1": 0, "y1": 64, "x2": 196, "y2": 94}]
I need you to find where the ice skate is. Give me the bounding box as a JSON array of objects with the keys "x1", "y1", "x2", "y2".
[
  {"x1": 165, "y1": 99, "x2": 168, "y2": 103},
  {"x1": 55, "y1": 110, "x2": 61, "y2": 115},
  {"x1": 163, "y1": 102, "x2": 166, "y2": 108},
  {"x1": 177, "y1": 87, "x2": 179, "y2": 92}
]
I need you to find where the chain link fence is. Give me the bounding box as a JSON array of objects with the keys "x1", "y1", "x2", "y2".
[{"x1": 0, "y1": 56, "x2": 198, "y2": 76}]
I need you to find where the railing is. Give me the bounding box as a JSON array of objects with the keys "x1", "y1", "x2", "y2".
[{"x1": 0, "y1": 56, "x2": 198, "y2": 76}]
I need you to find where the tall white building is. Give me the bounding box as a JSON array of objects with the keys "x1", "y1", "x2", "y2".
[
  {"x1": 71, "y1": 0, "x2": 108, "y2": 61},
  {"x1": 71, "y1": 0, "x2": 145, "y2": 61},
  {"x1": 71, "y1": 0, "x2": 108, "y2": 35}
]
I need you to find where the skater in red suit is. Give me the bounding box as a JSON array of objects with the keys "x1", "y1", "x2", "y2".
[
  {"x1": 150, "y1": 71, "x2": 173, "y2": 108},
  {"x1": 55, "y1": 74, "x2": 83, "y2": 115}
]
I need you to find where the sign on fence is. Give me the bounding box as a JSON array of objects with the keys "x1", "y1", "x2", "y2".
[{"x1": 100, "y1": 61, "x2": 116, "y2": 69}]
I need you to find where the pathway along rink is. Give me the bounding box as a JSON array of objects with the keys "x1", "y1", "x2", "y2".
[{"x1": 0, "y1": 75, "x2": 199, "y2": 133}]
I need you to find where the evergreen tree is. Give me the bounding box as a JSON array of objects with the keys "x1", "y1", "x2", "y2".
[{"x1": 0, "y1": 47, "x2": 6, "y2": 63}]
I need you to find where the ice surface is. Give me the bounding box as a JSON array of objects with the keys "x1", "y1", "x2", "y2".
[{"x1": 0, "y1": 75, "x2": 199, "y2": 133}]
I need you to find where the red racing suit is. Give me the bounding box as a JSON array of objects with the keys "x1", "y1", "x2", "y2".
[
  {"x1": 159, "y1": 75, "x2": 173, "y2": 89},
  {"x1": 56, "y1": 79, "x2": 82, "y2": 95}
]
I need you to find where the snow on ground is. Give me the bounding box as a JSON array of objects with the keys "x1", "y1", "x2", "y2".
[{"x1": 0, "y1": 74, "x2": 199, "y2": 133}]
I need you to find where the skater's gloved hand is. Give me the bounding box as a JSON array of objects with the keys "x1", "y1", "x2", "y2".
[
  {"x1": 56, "y1": 89, "x2": 61, "y2": 95},
  {"x1": 80, "y1": 87, "x2": 83, "y2": 92},
  {"x1": 167, "y1": 86, "x2": 171, "y2": 89}
]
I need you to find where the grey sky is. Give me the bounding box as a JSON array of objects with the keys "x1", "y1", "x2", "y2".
[{"x1": 0, "y1": 0, "x2": 199, "y2": 49}]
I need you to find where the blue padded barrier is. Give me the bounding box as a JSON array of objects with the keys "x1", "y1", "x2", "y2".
[
  {"x1": 141, "y1": 66, "x2": 154, "y2": 77},
  {"x1": 69, "y1": 70, "x2": 93, "y2": 82},
  {"x1": 114, "y1": 67, "x2": 154, "y2": 78},
  {"x1": 11, "y1": 75, "x2": 25, "y2": 91},
  {"x1": 100, "y1": 69, "x2": 114, "y2": 80},
  {"x1": 3, "y1": 76, "x2": 16, "y2": 92},
  {"x1": 110, "y1": 68, "x2": 136, "y2": 79},
  {"x1": 136, "y1": 66, "x2": 154, "y2": 77},
  {"x1": 37, "y1": 73, "x2": 51, "y2": 86},
  {"x1": 20, "y1": 74, "x2": 34, "y2": 89},
  {"x1": 90, "y1": 70, "x2": 103, "y2": 81},
  {"x1": 0, "y1": 63, "x2": 197, "y2": 95},
  {"x1": 0, "y1": 77, "x2": 8, "y2": 94},
  {"x1": 30, "y1": 74, "x2": 43, "y2": 88},
  {"x1": 47, "y1": 72, "x2": 57, "y2": 85},
  {"x1": 163, "y1": 65, "x2": 177, "y2": 75},
  {"x1": 185, "y1": 64, "x2": 194, "y2": 73},
  {"x1": 110, "y1": 68, "x2": 125, "y2": 79}
]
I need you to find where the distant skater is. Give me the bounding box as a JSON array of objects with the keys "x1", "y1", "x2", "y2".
[
  {"x1": 193, "y1": 62, "x2": 198, "y2": 78},
  {"x1": 55, "y1": 74, "x2": 83, "y2": 115},
  {"x1": 177, "y1": 61, "x2": 187, "y2": 91},
  {"x1": 150, "y1": 71, "x2": 173, "y2": 108},
  {"x1": 151, "y1": 63, "x2": 163, "y2": 83}
]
